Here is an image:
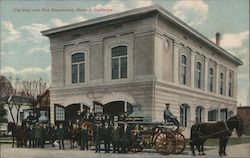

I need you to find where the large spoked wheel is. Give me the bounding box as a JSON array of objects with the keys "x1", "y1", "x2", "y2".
[
  {"x1": 171, "y1": 131, "x2": 186, "y2": 154},
  {"x1": 155, "y1": 131, "x2": 175, "y2": 155}
]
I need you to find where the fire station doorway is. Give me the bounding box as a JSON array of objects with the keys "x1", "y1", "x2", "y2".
[{"x1": 103, "y1": 101, "x2": 132, "y2": 118}]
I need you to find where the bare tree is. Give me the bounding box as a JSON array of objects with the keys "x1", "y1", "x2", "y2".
[
  {"x1": 0, "y1": 76, "x2": 48, "y2": 125},
  {"x1": 19, "y1": 78, "x2": 48, "y2": 109}
]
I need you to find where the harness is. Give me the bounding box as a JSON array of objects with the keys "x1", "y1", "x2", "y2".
[{"x1": 192, "y1": 121, "x2": 232, "y2": 141}]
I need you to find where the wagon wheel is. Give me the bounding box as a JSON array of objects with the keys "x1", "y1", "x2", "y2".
[
  {"x1": 155, "y1": 131, "x2": 175, "y2": 155},
  {"x1": 171, "y1": 131, "x2": 186, "y2": 154}
]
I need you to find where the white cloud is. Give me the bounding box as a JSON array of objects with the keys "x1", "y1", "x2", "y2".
[
  {"x1": 134, "y1": 0, "x2": 153, "y2": 8},
  {"x1": 173, "y1": 0, "x2": 208, "y2": 26},
  {"x1": 1, "y1": 51, "x2": 14, "y2": 56},
  {"x1": 1, "y1": 66, "x2": 17, "y2": 74},
  {"x1": 1, "y1": 66, "x2": 51, "y2": 86},
  {"x1": 1, "y1": 21, "x2": 21, "y2": 44},
  {"x1": 90, "y1": 0, "x2": 128, "y2": 13},
  {"x1": 50, "y1": 18, "x2": 68, "y2": 27},
  {"x1": 21, "y1": 23, "x2": 49, "y2": 42},
  {"x1": 1, "y1": 66, "x2": 51, "y2": 81},
  {"x1": 70, "y1": 16, "x2": 88, "y2": 23},
  {"x1": 1, "y1": 66, "x2": 51, "y2": 75},
  {"x1": 50, "y1": 16, "x2": 87, "y2": 27},
  {"x1": 220, "y1": 31, "x2": 249, "y2": 49},
  {"x1": 28, "y1": 47, "x2": 49, "y2": 54}
]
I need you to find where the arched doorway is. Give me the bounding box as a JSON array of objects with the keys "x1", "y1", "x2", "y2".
[
  {"x1": 103, "y1": 101, "x2": 132, "y2": 119},
  {"x1": 65, "y1": 104, "x2": 80, "y2": 122},
  {"x1": 66, "y1": 104, "x2": 90, "y2": 122}
]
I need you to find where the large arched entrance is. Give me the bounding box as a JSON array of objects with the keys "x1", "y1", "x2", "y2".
[
  {"x1": 103, "y1": 101, "x2": 132, "y2": 119},
  {"x1": 54, "y1": 104, "x2": 90, "y2": 124},
  {"x1": 65, "y1": 104, "x2": 80, "y2": 122}
]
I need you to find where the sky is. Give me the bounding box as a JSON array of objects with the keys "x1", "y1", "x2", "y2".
[{"x1": 0, "y1": 0, "x2": 249, "y2": 106}]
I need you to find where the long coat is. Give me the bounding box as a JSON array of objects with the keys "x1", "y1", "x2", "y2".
[
  {"x1": 93, "y1": 127, "x2": 102, "y2": 145},
  {"x1": 121, "y1": 126, "x2": 131, "y2": 143},
  {"x1": 81, "y1": 128, "x2": 89, "y2": 141},
  {"x1": 28, "y1": 127, "x2": 35, "y2": 140},
  {"x1": 112, "y1": 126, "x2": 121, "y2": 142},
  {"x1": 102, "y1": 126, "x2": 112, "y2": 143},
  {"x1": 34, "y1": 126, "x2": 41, "y2": 139},
  {"x1": 57, "y1": 128, "x2": 65, "y2": 140}
]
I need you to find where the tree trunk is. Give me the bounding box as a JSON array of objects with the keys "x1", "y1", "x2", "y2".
[{"x1": 7, "y1": 103, "x2": 16, "y2": 124}]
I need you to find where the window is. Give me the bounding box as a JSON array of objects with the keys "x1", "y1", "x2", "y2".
[
  {"x1": 20, "y1": 112, "x2": 24, "y2": 120},
  {"x1": 209, "y1": 68, "x2": 214, "y2": 92},
  {"x1": 55, "y1": 106, "x2": 65, "y2": 121},
  {"x1": 228, "y1": 72, "x2": 233, "y2": 97},
  {"x1": 196, "y1": 106, "x2": 204, "y2": 123},
  {"x1": 220, "y1": 73, "x2": 224, "y2": 95},
  {"x1": 220, "y1": 109, "x2": 228, "y2": 121},
  {"x1": 195, "y1": 62, "x2": 202, "y2": 89},
  {"x1": 111, "y1": 46, "x2": 128, "y2": 79},
  {"x1": 180, "y1": 55, "x2": 187, "y2": 85},
  {"x1": 180, "y1": 104, "x2": 189, "y2": 127},
  {"x1": 71, "y1": 53, "x2": 85, "y2": 83},
  {"x1": 208, "y1": 109, "x2": 218, "y2": 121}
]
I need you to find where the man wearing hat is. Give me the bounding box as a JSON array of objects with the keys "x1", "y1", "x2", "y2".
[
  {"x1": 93, "y1": 121, "x2": 102, "y2": 153},
  {"x1": 164, "y1": 103, "x2": 180, "y2": 129}
]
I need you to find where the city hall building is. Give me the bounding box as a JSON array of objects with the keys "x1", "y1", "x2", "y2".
[{"x1": 42, "y1": 5, "x2": 242, "y2": 136}]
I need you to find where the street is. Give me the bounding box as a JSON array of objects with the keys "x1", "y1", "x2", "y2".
[{"x1": 0, "y1": 142, "x2": 249, "y2": 158}]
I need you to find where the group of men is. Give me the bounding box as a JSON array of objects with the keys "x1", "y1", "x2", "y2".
[
  {"x1": 23, "y1": 103, "x2": 180, "y2": 153},
  {"x1": 92, "y1": 121, "x2": 132, "y2": 153}
]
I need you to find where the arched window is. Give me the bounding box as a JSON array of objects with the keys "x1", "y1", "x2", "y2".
[
  {"x1": 180, "y1": 104, "x2": 189, "y2": 127},
  {"x1": 209, "y1": 68, "x2": 214, "y2": 92},
  {"x1": 196, "y1": 106, "x2": 204, "y2": 123},
  {"x1": 195, "y1": 62, "x2": 202, "y2": 89},
  {"x1": 54, "y1": 104, "x2": 65, "y2": 122},
  {"x1": 220, "y1": 73, "x2": 224, "y2": 95},
  {"x1": 228, "y1": 72, "x2": 233, "y2": 97},
  {"x1": 111, "y1": 46, "x2": 128, "y2": 79},
  {"x1": 180, "y1": 55, "x2": 187, "y2": 85},
  {"x1": 71, "y1": 53, "x2": 85, "y2": 83}
]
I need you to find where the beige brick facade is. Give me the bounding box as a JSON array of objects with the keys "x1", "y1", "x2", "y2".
[{"x1": 42, "y1": 5, "x2": 242, "y2": 137}]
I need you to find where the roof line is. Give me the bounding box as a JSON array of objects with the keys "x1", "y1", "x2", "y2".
[{"x1": 41, "y1": 4, "x2": 243, "y2": 65}]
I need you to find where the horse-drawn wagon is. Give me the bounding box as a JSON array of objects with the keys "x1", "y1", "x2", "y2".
[
  {"x1": 123, "y1": 121, "x2": 186, "y2": 155},
  {"x1": 120, "y1": 106, "x2": 186, "y2": 155}
]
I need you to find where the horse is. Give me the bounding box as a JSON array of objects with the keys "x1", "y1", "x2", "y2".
[
  {"x1": 68, "y1": 123, "x2": 81, "y2": 149},
  {"x1": 7, "y1": 122, "x2": 17, "y2": 148},
  {"x1": 7, "y1": 121, "x2": 28, "y2": 148},
  {"x1": 190, "y1": 115, "x2": 244, "y2": 156}
]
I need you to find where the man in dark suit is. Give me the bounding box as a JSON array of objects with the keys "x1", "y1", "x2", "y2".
[
  {"x1": 28, "y1": 125, "x2": 35, "y2": 148},
  {"x1": 40, "y1": 123, "x2": 47, "y2": 148},
  {"x1": 26, "y1": 112, "x2": 35, "y2": 126},
  {"x1": 57, "y1": 124, "x2": 65, "y2": 150},
  {"x1": 93, "y1": 121, "x2": 102, "y2": 153},
  {"x1": 164, "y1": 103, "x2": 180, "y2": 129},
  {"x1": 121, "y1": 121, "x2": 131, "y2": 153},
  {"x1": 112, "y1": 122, "x2": 121, "y2": 153},
  {"x1": 102, "y1": 122, "x2": 112, "y2": 153}
]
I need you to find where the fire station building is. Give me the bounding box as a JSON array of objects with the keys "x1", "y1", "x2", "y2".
[{"x1": 42, "y1": 5, "x2": 242, "y2": 137}]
